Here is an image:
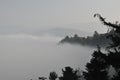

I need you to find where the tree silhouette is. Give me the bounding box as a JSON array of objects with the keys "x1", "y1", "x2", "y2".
[
  {"x1": 60, "y1": 66, "x2": 78, "y2": 80},
  {"x1": 38, "y1": 77, "x2": 47, "y2": 80},
  {"x1": 93, "y1": 31, "x2": 99, "y2": 37},
  {"x1": 84, "y1": 14, "x2": 120, "y2": 80},
  {"x1": 94, "y1": 13, "x2": 120, "y2": 49},
  {"x1": 49, "y1": 71, "x2": 58, "y2": 80},
  {"x1": 84, "y1": 49, "x2": 108, "y2": 80}
]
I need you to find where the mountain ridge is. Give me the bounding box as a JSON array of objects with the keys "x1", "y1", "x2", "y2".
[{"x1": 59, "y1": 30, "x2": 113, "y2": 47}]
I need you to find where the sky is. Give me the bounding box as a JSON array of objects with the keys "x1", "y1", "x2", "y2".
[{"x1": 0, "y1": 0, "x2": 120, "y2": 35}]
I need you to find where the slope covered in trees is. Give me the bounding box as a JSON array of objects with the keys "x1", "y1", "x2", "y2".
[{"x1": 60, "y1": 30, "x2": 113, "y2": 47}]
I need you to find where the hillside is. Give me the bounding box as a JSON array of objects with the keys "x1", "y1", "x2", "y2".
[{"x1": 60, "y1": 30, "x2": 113, "y2": 47}]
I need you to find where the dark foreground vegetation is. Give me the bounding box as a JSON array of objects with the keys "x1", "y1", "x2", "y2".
[{"x1": 32, "y1": 14, "x2": 120, "y2": 80}]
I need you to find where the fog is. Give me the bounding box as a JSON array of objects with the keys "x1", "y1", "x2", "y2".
[
  {"x1": 0, "y1": 0, "x2": 119, "y2": 80},
  {"x1": 0, "y1": 34, "x2": 95, "y2": 80}
]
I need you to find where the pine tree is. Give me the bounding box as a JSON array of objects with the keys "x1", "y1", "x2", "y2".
[
  {"x1": 85, "y1": 14, "x2": 120, "y2": 80},
  {"x1": 49, "y1": 71, "x2": 58, "y2": 80},
  {"x1": 94, "y1": 14, "x2": 120, "y2": 80},
  {"x1": 60, "y1": 66, "x2": 78, "y2": 80},
  {"x1": 84, "y1": 48, "x2": 108, "y2": 80}
]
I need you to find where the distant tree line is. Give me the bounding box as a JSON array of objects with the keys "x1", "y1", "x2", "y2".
[{"x1": 60, "y1": 30, "x2": 114, "y2": 47}]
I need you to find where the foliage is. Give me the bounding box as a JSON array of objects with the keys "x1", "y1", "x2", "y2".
[
  {"x1": 84, "y1": 49, "x2": 108, "y2": 80},
  {"x1": 60, "y1": 66, "x2": 79, "y2": 80},
  {"x1": 49, "y1": 71, "x2": 58, "y2": 80},
  {"x1": 84, "y1": 14, "x2": 120, "y2": 80}
]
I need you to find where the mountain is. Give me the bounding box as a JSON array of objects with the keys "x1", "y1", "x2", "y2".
[{"x1": 59, "y1": 30, "x2": 113, "y2": 47}]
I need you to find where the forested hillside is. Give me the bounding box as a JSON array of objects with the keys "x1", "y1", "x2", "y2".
[{"x1": 60, "y1": 30, "x2": 114, "y2": 47}]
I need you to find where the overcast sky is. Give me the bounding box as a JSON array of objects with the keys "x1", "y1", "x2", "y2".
[{"x1": 0, "y1": 0, "x2": 120, "y2": 34}]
